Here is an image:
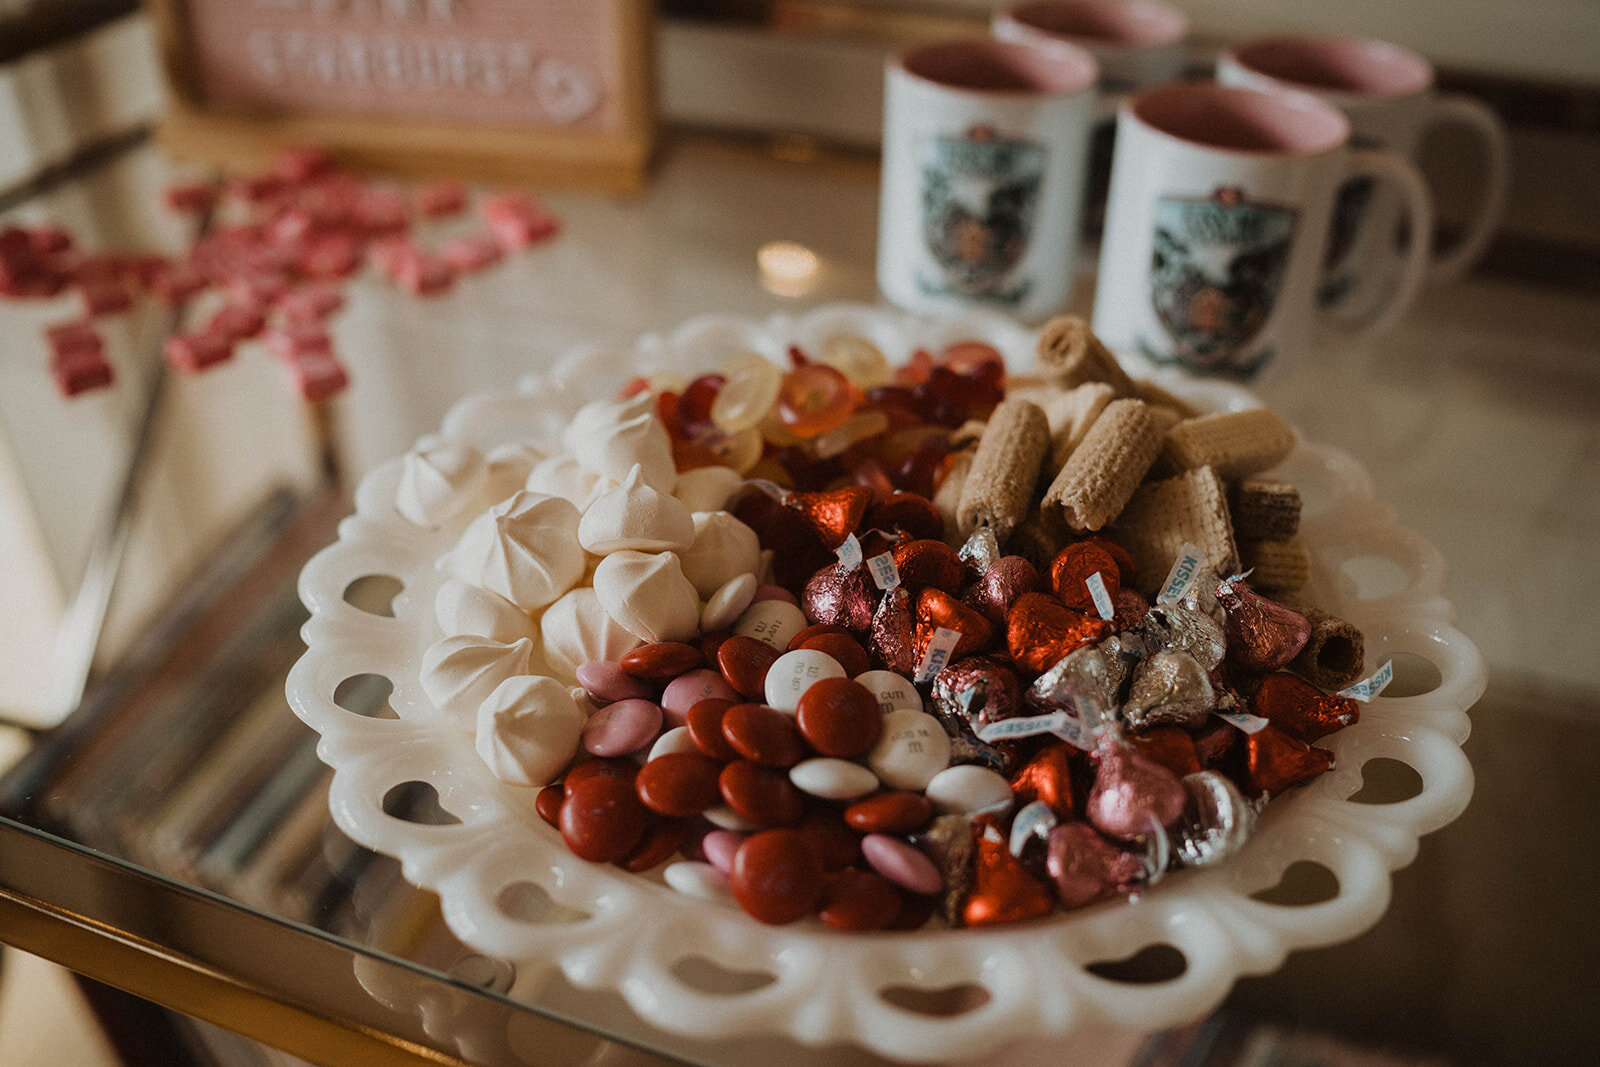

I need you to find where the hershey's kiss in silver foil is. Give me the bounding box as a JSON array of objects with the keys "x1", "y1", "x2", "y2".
[
  {"x1": 1025, "y1": 645, "x2": 1119, "y2": 732},
  {"x1": 1172, "y1": 770, "x2": 1258, "y2": 867},
  {"x1": 1009, "y1": 800, "x2": 1058, "y2": 858},
  {"x1": 1180, "y1": 567, "x2": 1227, "y2": 623},
  {"x1": 958, "y1": 525, "x2": 1002, "y2": 575},
  {"x1": 947, "y1": 731, "x2": 1020, "y2": 776},
  {"x1": 1123, "y1": 649, "x2": 1217, "y2": 731},
  {"x1": 1141, "y1": 603, "x2": 1226, "y2": 671}
]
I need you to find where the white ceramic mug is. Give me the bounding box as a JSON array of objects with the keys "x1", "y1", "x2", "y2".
[
  {"x1": 993, "y1": 0, "x2": 1189, "y2": 100},
  {"x1": 1218, "y1": 35, "x2": 1510, "y2": 300},
  {"x1": 1092, "y1": 82, "x2": 1433, "y2": 379},
  {"x1": 877, "y1": 37, "x2": 1098, "y2": 323}
]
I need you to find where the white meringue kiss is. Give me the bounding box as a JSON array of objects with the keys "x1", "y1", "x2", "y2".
[
  {"x1": 540, "y1": 586, "x2": 643, "y2": 683},
  {"x1": 420, "y1": 633, "x2": 532, "y2": 730},
  {"x1": 434, "y1": 579, "x2": 536, "y2": 644},
  {"x1": 441, "y1": 491, "x2": 585, "y2": 611},
  {"x1": 481, "y1": 441, "x2": 547, "y2": 507},
  {"x1": 593, "y1": 550, "x2": 701, "y2": 644},
  {"x1": 578, "y1": 464, "x2": 695, "y2": 555},
  {"x1": 566, "y1": 394, "x2": 676, "y2": 493},
  {"x1": 525, "y1": 454, "x2": 604, "y2": 510},
  {"x1": 396, "y1": 439, "x2": 487, "y2": 528},
  {"x1": 475, "y1": 675, "x2": 583, "y2": 787},
  {"x1": 678, "y1": 511, "x2": 761, "y2": 598},
  {"x1": 672, "y1": 466, "x2": 743, "y2": 513}
]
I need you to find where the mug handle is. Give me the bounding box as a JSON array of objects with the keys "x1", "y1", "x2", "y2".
[
  {"x1": 1321, "y1": 149, "x2": 1434, "y2": 342},
  {"x1": 1424, "y1": 94, "x2": 1512, "y2": 284}
]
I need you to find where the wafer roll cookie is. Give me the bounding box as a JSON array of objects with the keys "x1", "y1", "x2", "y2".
[
  {"x1": 1047, "y1": 382, "x2": 1116, "y2": 469},
  {"x1": 1036, "y1": 315, "x2": 1139, "y2": 396},
  {"x1": 1132, "y1": 377, "x2": 1202, "y2": 420},
  {"x1": 956, "y1": 399, "x2": 1050, "y2": 539},
  {"x1": 1042, "y1": 398, "x2": 1163, "y2": 533},
  {"x1": 1239, "y1": 537, "x2": 1311, "y2": 593},
  {"x1": 1162, "y1": 407, "x2": 1297, "y2": 480},
  {"x1": 934, "y1": 449, "x2": 974, "y2": 544},
  {"x1": 1232, "y1": 480, "x2": 1302, "y2": 541},
  {"x1": 1114, "y1": 466, "x2": 1239, "y2": 598},
  {"x1": 1289, "y1": 606, "x2": 1367, "y2": 692}
]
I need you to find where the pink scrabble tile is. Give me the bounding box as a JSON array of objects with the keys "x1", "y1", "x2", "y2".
[
  {"x1": 416, "y1": 180, "x2": 467, "y2": 218},
  {"x1": 394, "y1": 252, "x2": 455, "y2": 297},
  {"x1": 439, "y1": 234, "x2": 504, "y2": 272},
  {"x1": 299, "y1": 233, "x2": 361, "y2": 279},
  {"x1": 148, "y1": 263, "x2": 207, "y2": 306},
  {"x1": 46, "y1": 321, "x2": 103, "y2": 359},
  {"x1": 276, "y1": 283, "x2": 345, "y2": 321},
  {"x1": 50, "y1": 348, "x2": 114, "y2": 396},
  {"x1": 265, "y1": 322, "x2": 331, "y2": 361},
  {"x1": 482, "y1": 192, "x2": 559, "y2": 248},
  {"x1": 206, "y1": 302, "x2": 267, "y2": 342},
  {"x1": 163, "y1": 331, "x2": 234, "y2": 373},
  {"x1": 79, "y1": 278, "x2": 134, "y2": 317},
  {"x1": 288, "y1": 350, "x2": 349, "y2": 401},
  {"x1": 271, "y1": 146, "x2": 334, "y2": 184}
]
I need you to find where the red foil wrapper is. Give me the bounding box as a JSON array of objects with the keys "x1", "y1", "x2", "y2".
[
  {"x1": 963, "y1": 821, "x2": 1056, "y2": 927},
  {"x1": 1251, "y1": 672, "x2": 1360, "y2": 743},
  {"x1": 788, "y1": 486, "x2": 872, "y2": 548},
  {"x1": 963, "y1": 555, "x2": 1041, "y2": 625},
  {"x1": 1006, "y1": 592, "x2": 1113, "y2": 674},
  {"x1": 892, "y1": 539, "x2": 966, "y2": 594},
  {"x1": 1050, "y1": 541, "x2": 1123, "y2": 615},
  {"x1": 864, "y1": 491, "x2": 944, "y2": 542},
  {"x1": 1128, "y1": 726, "x2": 1203, "y2": 779},
  {"x1": 1083, "y1": 535, "x2": 1137, "y2": 586},
  {"x1": 915, "y1": 588, "x2": 994, "y2": 661},
  {"x1": 868, "y1": 585, "x2": 919, "y2": 676},
  {"x1": 801, "y1": 564, "x2": 878, "y2": 633},
  {"x1": 1009, "y1": 743, "x2": 1080, "y2": 819},
  {"x1": 1086, "y1": 736, "x2": 1187, "y2": 841},
  {"x1": 1215, "y1": 575, "x2": 1311, "y2": 673},
  {"x1": 1046, "y1": 820, "x2": 1149, "y2": 910},
  {"x1": 1242, "y1": 723, "x2": 1335, "y2": 798}
]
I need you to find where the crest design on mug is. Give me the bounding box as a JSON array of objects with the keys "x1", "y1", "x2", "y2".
[
  {"x1": 1143, "y1": 186, "x2": 1297, "y2": 376},
  {"x1": 916, "y1": 126, "x2": 1043, "y2": 305}
]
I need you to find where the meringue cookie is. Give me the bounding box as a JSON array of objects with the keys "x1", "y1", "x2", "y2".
[
  {"x1": 434, "y1": 579, "x2": 536, "y2": 644},
  {"x1": 481, "y1": 441, "x2": 547, "y2": 506},
  {"x1": 673, "y1": 466, "x2": 744, "y2": 513},
  {"x1": 420, "y1": 634, "x2": 533, "y2": 730},
  {"x1": 593, "y1": 550, "x2": 702, "y2": 643},
  {"x1": 525, "y1": 454, "x2": 604, "y2": 510},
  {"x1": 578, "y1": 464, "x2": 695, "y2": 555},
  {"x1": 678, "y1": 511, "x2": 761, "y2": 598},
  {"x1": 441, "y1": 491, "x2": 585, "y2": 611},
  {"x1": 540, "y1": 586, "x2": 643, "y2": 683},
  {"x1": 396, "y1": 439, "x2": 487, "y2": 527},
  {"x1": 475, "y1": 675, "x2": 584, "y2": 787},
  {"x1": 567, "y1": 394, "x2": 676, "y2": 493}
]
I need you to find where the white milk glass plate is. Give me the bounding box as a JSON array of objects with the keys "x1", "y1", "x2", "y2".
[{"x1": 287, "y1": 304, "x2": 1482, "y2": 1063}]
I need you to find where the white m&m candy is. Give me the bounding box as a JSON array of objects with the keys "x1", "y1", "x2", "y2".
[{"x1": 764, "y1": 648, "x2": 845, "y2": 713}]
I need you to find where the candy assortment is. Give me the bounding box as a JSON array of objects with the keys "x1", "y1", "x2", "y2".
[
  {"x1": 0, "y1": 147, "x2": 557, "y2": 399},
  {"x1": 406, "y1": 314, "x2": 1376, "y2": 932}
]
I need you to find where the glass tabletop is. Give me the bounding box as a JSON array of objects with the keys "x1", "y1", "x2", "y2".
[{"x1": 2, "y1": 127, "x2": 1597, "y2": 1066}]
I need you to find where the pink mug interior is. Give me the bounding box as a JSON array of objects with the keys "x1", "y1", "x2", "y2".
[
  {"x1": 899, "y1": 37, "x2": 1098, "y2": 96},
  {"x1": 1131, "y1": 82, "x2": 1349, "y2": 155},
  {"x1": 1230, "y1": 35, "x2": 1434, "y2": 98},
  {"x1": 1004, "y1": 0, "x2": 1188, "y2": 49}
]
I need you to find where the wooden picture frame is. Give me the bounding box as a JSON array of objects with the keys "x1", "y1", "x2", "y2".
[{"x1": 147, "y1": 0, "x2": 657, "y2": 193}]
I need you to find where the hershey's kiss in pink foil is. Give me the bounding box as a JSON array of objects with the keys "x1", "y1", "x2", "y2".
[
  {"x1": 1173, "y1": 770, "x2": 1258, "y2": 867},
  {"x1": 1086, "y1": 735, "x2": 1187, "y2": 841},
  {"x1": 868, "y1": 584, "x2": 919, "y2": 676},
  {"x1": 957, "y1": 525, "x2": 1002, "y2": 576},
  {"x1": 963, "y1": 555, "x2": 1043, "y2": 625},
  {"x1": 932, "y1": 655, "x2": 1022, "y2": 731},
  {"x1": 801, "y1": 563, "x2": 877, "y2": 632},
  {"x1": 1045, "y1": 821, "x2": 1150, "y2": 909},
  {"x1": 1214, "y1": 573, "x2": 1311, "y2": 673},
  {"x1": 1141, "y1": 603, "x2": 1226, "y2": 670},
  {"x1": 1123, "y1": 649, "x2": 1216, "y2": 731}
]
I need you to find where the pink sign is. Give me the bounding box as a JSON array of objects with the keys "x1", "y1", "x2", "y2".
[{"x1": 183, "y1": 0, "x2": 622, "y2": 132}]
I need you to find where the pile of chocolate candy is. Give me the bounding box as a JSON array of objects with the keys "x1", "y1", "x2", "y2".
[
  {"x1": 523, "y1": 319, "x2": 1373, "y2": 931},
  {"x1": 0, "y1": 146, "x2": 557, "y2": 399}
]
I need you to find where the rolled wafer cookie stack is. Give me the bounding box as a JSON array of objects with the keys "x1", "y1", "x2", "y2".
[
  {"x1": 1232, "y1": 480, "x2": 1302, "y2": 541},
  {"x1": 1113, "y1": 466, "x2": 1239, "y2": 598},
  {"x1": 1041, "y1": 398, "x2": 1163, "y2": 534},
  {"x1": 956, "y1": 398, "x2": 1051, "y2": 540},
  {"x1": 1238, "y1": 537, "x2": 1311, "y2": 593},
  {"x1": 1161, "y1": 407, "x2": 1297, "y2": 481},
  {"x1": 1287, "y1": 604, "x2": 1367, "y2": 691},
  {"x1": 1036, "y1": 315, "x2": 1139, "y2": 397}
]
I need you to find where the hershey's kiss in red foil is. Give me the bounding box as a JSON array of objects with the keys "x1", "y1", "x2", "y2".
[
  {"x1": 932, "y1": 655, "x2": 1021, "y2": 731},
  {"x1": 915, "y1": 588, "x2": 993, "y2": 661},
  {"x1": 892, "y1": 538, "x2": 965, "y2": 594},
  {"x1": 1122, "y1": 650, "x2": 1216, "y2": 731},
  {"x1": 868, "y1": 585, "x2": 919, "y2": 676},
  {"x1": 1045, "y1": 820, "x2": 1150, "y2": 909},
  {"x1": 1172, "y1": 770, "x2": 1257, "y2": 868},
  {"x1": 1006, "y1": 592, "x2": 1112, "y2": 673},
  {"x1": 864, "y1": 491, "x2": 943, "y2": 542},
  {"x1": 1193, "y1": 718, "x2": 1239, "y2": 768},
  {"x1": 1141, "y1": 603, "x2": 1226, "y2": 671},
  {"x1": 1050, "y1": 541, "x2": 1122, "y2": 615},
  {"x1": 1251, "y1": 671, "x2": 1360, "y2": 743},
  {"x1": 957, "y1": 525, "x2": 1002, "y2": 575},
  {"x1": 963, "y1": 555, "x2": 1042, "y2": 625},
  {"x1": 1083, "y1": 535, "x2": 1137, "y2": 586},
  {"x1": 1241, "y1": 723, "x2": 1335, "y2": 798},
  {"x1": 1128, "y1": 726, "x2": 1203, "y2": 779},
  {"x1": 1214, "y1": 573, "x2": 1311, "y2": 673},
  {"x1": 787, "y1": 486, "x2": 872, "y2": 548},
  {"x1": 1086, "y1": 736, "x2": 1187, "y2": 841},
  {"x1": 963, "y1": 821, "x2": 1056, "y2": 927},
  {"x1": 801, "y1": 563, "x2": 878, "y2": 633},
  {"x1": 1008, "y1": 743, "x2": 1079, "y2": 819}
]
